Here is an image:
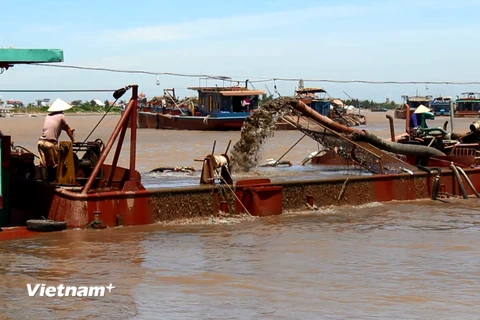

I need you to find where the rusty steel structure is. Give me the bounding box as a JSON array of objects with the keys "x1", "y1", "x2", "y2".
[
  {"x1": 282, "y1": 114, "x2": 399, "y2": 174},
  {"x1": 3, "y1": 89, "x2": 480, "y2": 241}
]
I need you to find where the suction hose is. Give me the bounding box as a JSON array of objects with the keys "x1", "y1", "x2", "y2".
[
  {"x1": 417, "y1": 165, "x2": 442, "y2": 200},
  {"x1": 357, "y1": 131, "x2": 446, "y2": 157},
  {"x1": 455, "y1": 166, "x2": 480, "y2": 198},
  {"x1": 291, "y1": 100, "x2": 446, "y2": 157},
  {"x1": 449, "y1": 163, "x2": 468, "y2": 199}
]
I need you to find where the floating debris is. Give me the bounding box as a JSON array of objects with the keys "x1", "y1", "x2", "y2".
[
  {"x1": 258, "y1": 159, "x2": 293, "y2": 167},
  {"x1": 149, "y1": 166, "x2": 195, "y2": 173}
]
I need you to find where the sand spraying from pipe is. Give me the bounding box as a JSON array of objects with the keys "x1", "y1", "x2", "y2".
[{"x1": 229, "y1": 97, "x2": 298, "y2": 172}]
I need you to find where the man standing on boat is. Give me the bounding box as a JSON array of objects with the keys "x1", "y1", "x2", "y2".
[{"x1": 37, "y1": 98, "x2": 77, "y2": 182}]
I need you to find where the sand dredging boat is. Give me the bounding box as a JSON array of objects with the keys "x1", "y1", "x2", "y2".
[{"x1": 2, "y1": 87, "x2": 480, "y2": 240}]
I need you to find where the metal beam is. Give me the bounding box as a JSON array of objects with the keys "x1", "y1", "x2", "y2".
[{"x1": 0, "y1": 49, "x2": 63, "y2": 64}]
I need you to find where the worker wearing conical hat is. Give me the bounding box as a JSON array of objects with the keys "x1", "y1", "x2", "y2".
[
  {"x1": 409, "y1": 104, "x2": 432, "y2": 129},
  {"x1": 37, "y1": 98, "x2": 78, "y2": 181},
  {"x1": 413, "y1": 104, "x2": 431, "y2": 114}
]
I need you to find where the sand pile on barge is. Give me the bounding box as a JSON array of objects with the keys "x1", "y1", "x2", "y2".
[{"x1": 230, "y1": 97, "x2": 298, "y2": 172}]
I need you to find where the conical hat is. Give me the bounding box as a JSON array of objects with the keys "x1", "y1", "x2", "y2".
[
  {"x1": 332, "y1": 99, "x2": 344, "y2": 106},
  {"x1": 414, "y1": 104, "x2": 431, "y2": 114},
  {"x1": 48, "y1": 98, "x2": 73, "y2": 112}
]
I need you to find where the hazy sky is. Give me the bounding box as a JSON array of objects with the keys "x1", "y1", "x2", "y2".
[{"x1": 1, "y1": 0, "x2": 479, "y2": 104}]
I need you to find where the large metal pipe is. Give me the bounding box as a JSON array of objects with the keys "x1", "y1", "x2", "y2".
[
  {"x1": 386, "y1": 114, "x2": 395, "y2": 141},
  {"x1": 129, "y1": 85, "x2": 138, "y2": 182},
  {"x1": 449, "y1": 100, "x2": 455, "y2": 133},
  {"x1": 291, "y1": 100, "x2": 445, "y2": 157},
  {"x1": 470, "y1": 120, "x2": 480, "y2": 133},
  {"x1": 359, "y1": 131, "x2": 446, "y2": 157},
  {"x1": 405, "y1": 103, "x2": 411, "y2": 133},
  {"x1": 292, "y1": 100, "x2": 359, "y2": 134}
]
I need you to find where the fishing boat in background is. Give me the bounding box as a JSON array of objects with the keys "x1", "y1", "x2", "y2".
[
  {"x1": 133, "y1": 84, "x2": 265, "y2": 131},
  {"x1": 430, "y1": 96, "x2": 453, "y2": 116},
  {"x1": 395, "y1": 94, "x2": 432, "y2": 119},
  {"x1": 455, "y1": 92, "x2": 480, "y2": 118},
  {"x1": 274, "y1": 87, "x2": 332, "y2": 130},
  {"x1": 369, "y1": 106, "x2": 388, "y2": 112},
  {"x1": 290, "y1": 87, "x2": 366, "y2": 127}
]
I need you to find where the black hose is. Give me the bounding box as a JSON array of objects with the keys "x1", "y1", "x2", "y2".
[
  {"x1": 416, "y1": 165, "x2": 432, "y2": 174},
  {"x1": 358, "y1": 131, "x2": 445, "y2": 157},
  {"x1": 417, "y1": 165, "x2": 443, "y2": 200},
  {"x1": 416, "y1": 165, "x2": 442, "y2": 177},
  {"x1": 455, "y1": 166, "x2": 480, "y2": 198},
  {"x1": 449, "y1": 163, "x2": 468, "y2": 199}
]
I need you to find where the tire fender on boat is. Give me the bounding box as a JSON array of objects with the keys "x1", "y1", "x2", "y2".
[{"x1": 26, "y1": 219, "x2": 67, "y2": 232}]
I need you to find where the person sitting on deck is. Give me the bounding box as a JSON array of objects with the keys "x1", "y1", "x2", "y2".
[
  {"x1": 37, "y1": 98, "x2": 78, "y2": 182},
  {"x1": 409, "y1": 104, "x2": 431, "y2": 129},
  {"x1": 241, "y1": 97, "x2": 251, "y2": 112},
  {"x1": 409, "y1": 111, "x2": 420, "y2": 129}
]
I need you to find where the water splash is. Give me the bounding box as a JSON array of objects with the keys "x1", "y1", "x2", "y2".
[{"x1": 230, "y1": 97, "x2": 298, "y2": 172}]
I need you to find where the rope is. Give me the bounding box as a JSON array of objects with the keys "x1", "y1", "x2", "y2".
[
  {"x1": 28, "y1": 63, "x2": 480, "y2": 85},
  {"x1": 75, "y1": 97, "x2": 120, "y2": 153},
  {"x1": 217, "y1": 176, "x2": 253, "y2": 217},
  {"x1": 214, "y1": 165, "x2": 253, "y2": 217},
  {"x1": 274, "y1": 133, "x2": 306, "y2": 166}
]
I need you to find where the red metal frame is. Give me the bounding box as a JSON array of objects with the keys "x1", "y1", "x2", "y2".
[
  {"x1": 82, "y1": 85, "x2": 139, "y2": 194},
  {"x1": 106, "y1": 118, "x2": 129, "y2": 187}
]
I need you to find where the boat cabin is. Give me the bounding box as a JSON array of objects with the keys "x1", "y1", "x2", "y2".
[
  {"x1": 430, "y1": 96, "x2": 453, "y2": 116},
  {"x1": 456, "y1": 92, "x2": 480, "y2": 112},
  {"x1": 402, "y1": 95, "x2": 432, "y2": 110},
  {"x1": 187, "y1": 86, "x2": 264, "y2": 116},
  {"x1": 295, "y1": 87, "x2": 330, "y2": 116},
  {"x1": 395, "y1": 95, "x2": 432, "y2": 119}
]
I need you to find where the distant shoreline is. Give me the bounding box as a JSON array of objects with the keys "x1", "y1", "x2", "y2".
[{"x1": 4, "y1": 112, "x2": 121, "y2": 117}]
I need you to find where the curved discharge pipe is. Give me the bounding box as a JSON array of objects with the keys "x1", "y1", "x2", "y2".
[
  {"x1": 386, "y1": 114, "x2": 395, "y2": 141},
  {"x1": 290, "y1": 100, "x2": 445, "y2": 157},
  {"x1": 449, "y1": 163, "x2": 469, "y2": 199},
  {"x1": 456, "y1": 166, "x2": 480, "y2": 198}
]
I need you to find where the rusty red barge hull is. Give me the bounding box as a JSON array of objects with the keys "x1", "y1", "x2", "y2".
[
  {"x1": 130, "y1": 111, "x2": 247, "y2": 131},
  {"x1": 157, "y1": 114, "x2": 245, "y2": 131},
  {"x1": 128, "y1": 110, "x2": 248, "y2": 131},
  {"x1": 8, "y1": 168, "x2": 480, "y2": 230},
  {"x1": 129, "y1": 111, "x2": 295, "y2": 131}
]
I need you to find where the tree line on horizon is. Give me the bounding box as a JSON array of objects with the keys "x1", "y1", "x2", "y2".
[{"x1": 11, "y1": 99, "x2": 123, "y2": 113}]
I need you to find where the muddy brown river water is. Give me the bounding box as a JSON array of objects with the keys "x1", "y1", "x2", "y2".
[{"x1": 1, "y1": 111, "x2": 480, "y2": 319}]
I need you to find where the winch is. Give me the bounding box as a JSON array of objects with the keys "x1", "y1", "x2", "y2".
[
  {"x1": 10, "y1": 139, "x2": 104, "y2": 185},
  {"x1": 56, "y1": 139, "x2": 104, "y2": 185}
]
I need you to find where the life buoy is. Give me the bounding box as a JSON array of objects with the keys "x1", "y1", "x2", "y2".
[{"x1": 26, "y1": 219, "x2": 67, "y2": 232}]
